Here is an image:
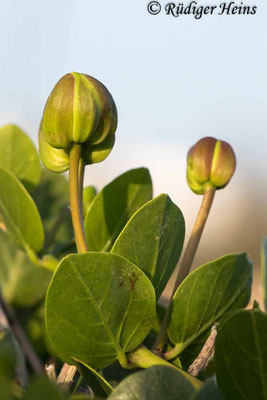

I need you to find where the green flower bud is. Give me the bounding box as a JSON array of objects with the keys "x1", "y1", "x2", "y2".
[
  {"x1": 187, "y1": 137, "x2": 236, "y2": 194},
  {"x1": 39, "y1": 72, "x2": 117, "y2": 172}
]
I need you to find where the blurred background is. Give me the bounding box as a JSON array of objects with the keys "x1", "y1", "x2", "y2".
[{"x1": 0, "y1": 0, "x2": 266, "y2": 301}]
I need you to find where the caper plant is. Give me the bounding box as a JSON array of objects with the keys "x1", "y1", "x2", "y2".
[{"x1": 0, "y1": 73, "x2": 266, "y2": 400}]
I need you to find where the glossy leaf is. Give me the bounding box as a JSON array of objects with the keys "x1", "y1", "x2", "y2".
[
  {"x1": 191, "y1": 380, "x2": 225, "y2": 400},
  {"x1": 0, "y1": 124, "x2": 41, "y2": 192},
  {"x1": 73, "y1": 357, "x2": 113, "y2": 397},
  {"x1": 45, "y1": 252, "x2": 156, "y2": 369},
  {"x1": 261, "y1": 237, "x2": 267, "y2": 311},
  {"x1": 84, "y1": 168, "x2": 152, "y2": 252},
  {"x1": 0, "y1": 230, "x2": 51, "y2": 307},
  {"x1": 215, "y1": 310, "x2": 267, "y2": 400},
  {"x1": 111, "y1": 194, "x2": 185, "y2": 299},
  {"x1": 108, "y1": 365, "x2": 196, "y2": 400},
  {"x1": 83, "y1": 185, "x2": 97, "y2": 217},
  {"x1": 32, "y1": 169, "x2": 73, "y2": 252},
  {"x1": 167, "y1": 253, "x2": 252, "y2": 357},
  {"x1": 0, "y1": 167, "x2": 44, "y2": 252}
]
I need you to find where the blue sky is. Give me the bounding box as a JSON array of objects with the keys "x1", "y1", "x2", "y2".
[{"x1": 0, "y1": 0, "x2": 266, "y2": 277}]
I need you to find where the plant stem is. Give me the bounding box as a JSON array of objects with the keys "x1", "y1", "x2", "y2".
[
  {"x1": 58, "y1": 146, "x2": 87, "y2": 387},
  {"x1": 127, "y1": 345, "x2": 202, "y2": 389},
  {"x1": 78, "y1": 158, "x2": 85, "y2": 213},
  {"x1": 72, "y1": 374, "x2": 83, "y2": 394},
  {"x1": 69, "y1": 144, "x2": 88, "y2": 254},
  {"x1": 172, "y1": 185, "x2": 216, "y2": 293},
  {"x1": 153, "y1": 186, "x2": 216, "y2": 353},
  {"x1": 0, "y1": 293, "x2": 44, "y2": 375}
]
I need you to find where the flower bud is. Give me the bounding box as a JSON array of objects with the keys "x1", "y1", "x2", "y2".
[
  {"x1": 42, "y1": 72, "x2": 117, "y2": 149},
  {"x1": 187, "y1": 137, "x2": 236, "y2": 194},
  {"x1": 39, "y1": 72, "x2": 117, "y2": 171}
]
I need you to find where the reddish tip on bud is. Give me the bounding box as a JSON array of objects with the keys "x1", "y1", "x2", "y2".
[{"x1": 187, "y1": 137, "x2": 236, "y2": 194}]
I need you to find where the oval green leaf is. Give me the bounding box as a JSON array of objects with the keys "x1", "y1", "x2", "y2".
[
  {"x1": 0, "y1": 230, "x2": 52, "y2": 307},
  {"x1": 111, "y1": 194, "x2": 185, "y2": 299},
  {"x1": 0, "y1": 124, "x2": 41, "y2": 192},
  {"x1": 0, "y1": 167, "x2": 44, "y2": 252},
  {"x1": 84, "y1": 168, "x2": 152, "y2": 252},
  {"x1": 215, "y1": 310, "x2": 267, "y2": 400},
  {"x1": 167, "y1": 253, "x2": 253, "y2": 357},
  {"x1": 108, "y1": 365, "x2": 196, "y2": 400},
  {"x1": 45, "y1": 252, "x2": 156, "y2": 369}
]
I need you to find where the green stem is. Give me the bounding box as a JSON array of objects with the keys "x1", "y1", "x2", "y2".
[
  {"x1": 57, "y1": 145, "x2": 87, "y2": 387},
  {"x1": 78, "y1": 158, "x2": 85, "y2": 214},
  {"x1": 69, "y1": 144, "x2": 88, "y2": 254},
  {"x1": 72, "y1": 373, "x2": 83, "y2": 394},
  {"x1": 153, "y1": 186, "x2": 216, "y2": 353},
  {"x1": 172, "y1": 185, "x2": 215, "y2": 292},
  {"x1": 127, "y1": 346, "x2": 202, "y2": 389}
]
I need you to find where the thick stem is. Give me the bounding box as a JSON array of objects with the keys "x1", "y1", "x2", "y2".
[
  {"x1": 153, "y1": 186, "x2": 216, "y2": 353},
  {"x1": 127, "y1": 346, "x2": 202, "y2": 389},
  {"x1": 58, "y1": 146, "x2": 87, "y2": 387},
  {"x1": 69, "y1": 144, "x2": 88, "y2": 254},
  {"x1": 78, "y1": 158, "x2": 85, "y2": 213}
]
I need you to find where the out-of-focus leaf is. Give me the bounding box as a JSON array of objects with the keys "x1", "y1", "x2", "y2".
[
  {"x1": 0, "y1": 329, "x2": 22, "y2": 380},
  {"x1": 0, "y1": 230, "x2": 51, "y2": 307},
  {"x1": 32, "y1": 169, "x2": 73, "y2": 253},
  {"x1": 84, "y1": 168, "x2": 152, "y2": 252},
  {"x1": 0, "y1": 124, "x2": 41, "y2": 192},
  {"x1": 111, "y1": 194, "x2": 185, "y2": 299},
  {"x1": 22, "y1": 377, "x2": 66, "y2": 400},
  {"x1": 0, "y1": 168, "x2": 44, "y2": 252},
  {"x1": 167, "y1": 253, "x2": 252, "y2": 358},
  {"x1": 215, "y1": 309, "x2": 267, "y2": 400},
  {"x1": 45, "y1": 252, "x2": 156, "y2": 369}
]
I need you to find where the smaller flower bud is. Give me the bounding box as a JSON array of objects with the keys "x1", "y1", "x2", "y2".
[{"x1": 187, "y1": 137, "x2": 236, "y2": 194}]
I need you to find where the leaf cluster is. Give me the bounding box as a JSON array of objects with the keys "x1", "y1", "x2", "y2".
[{"x1": 0, "y1": 124, "x2": 266, "y2": 400}]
